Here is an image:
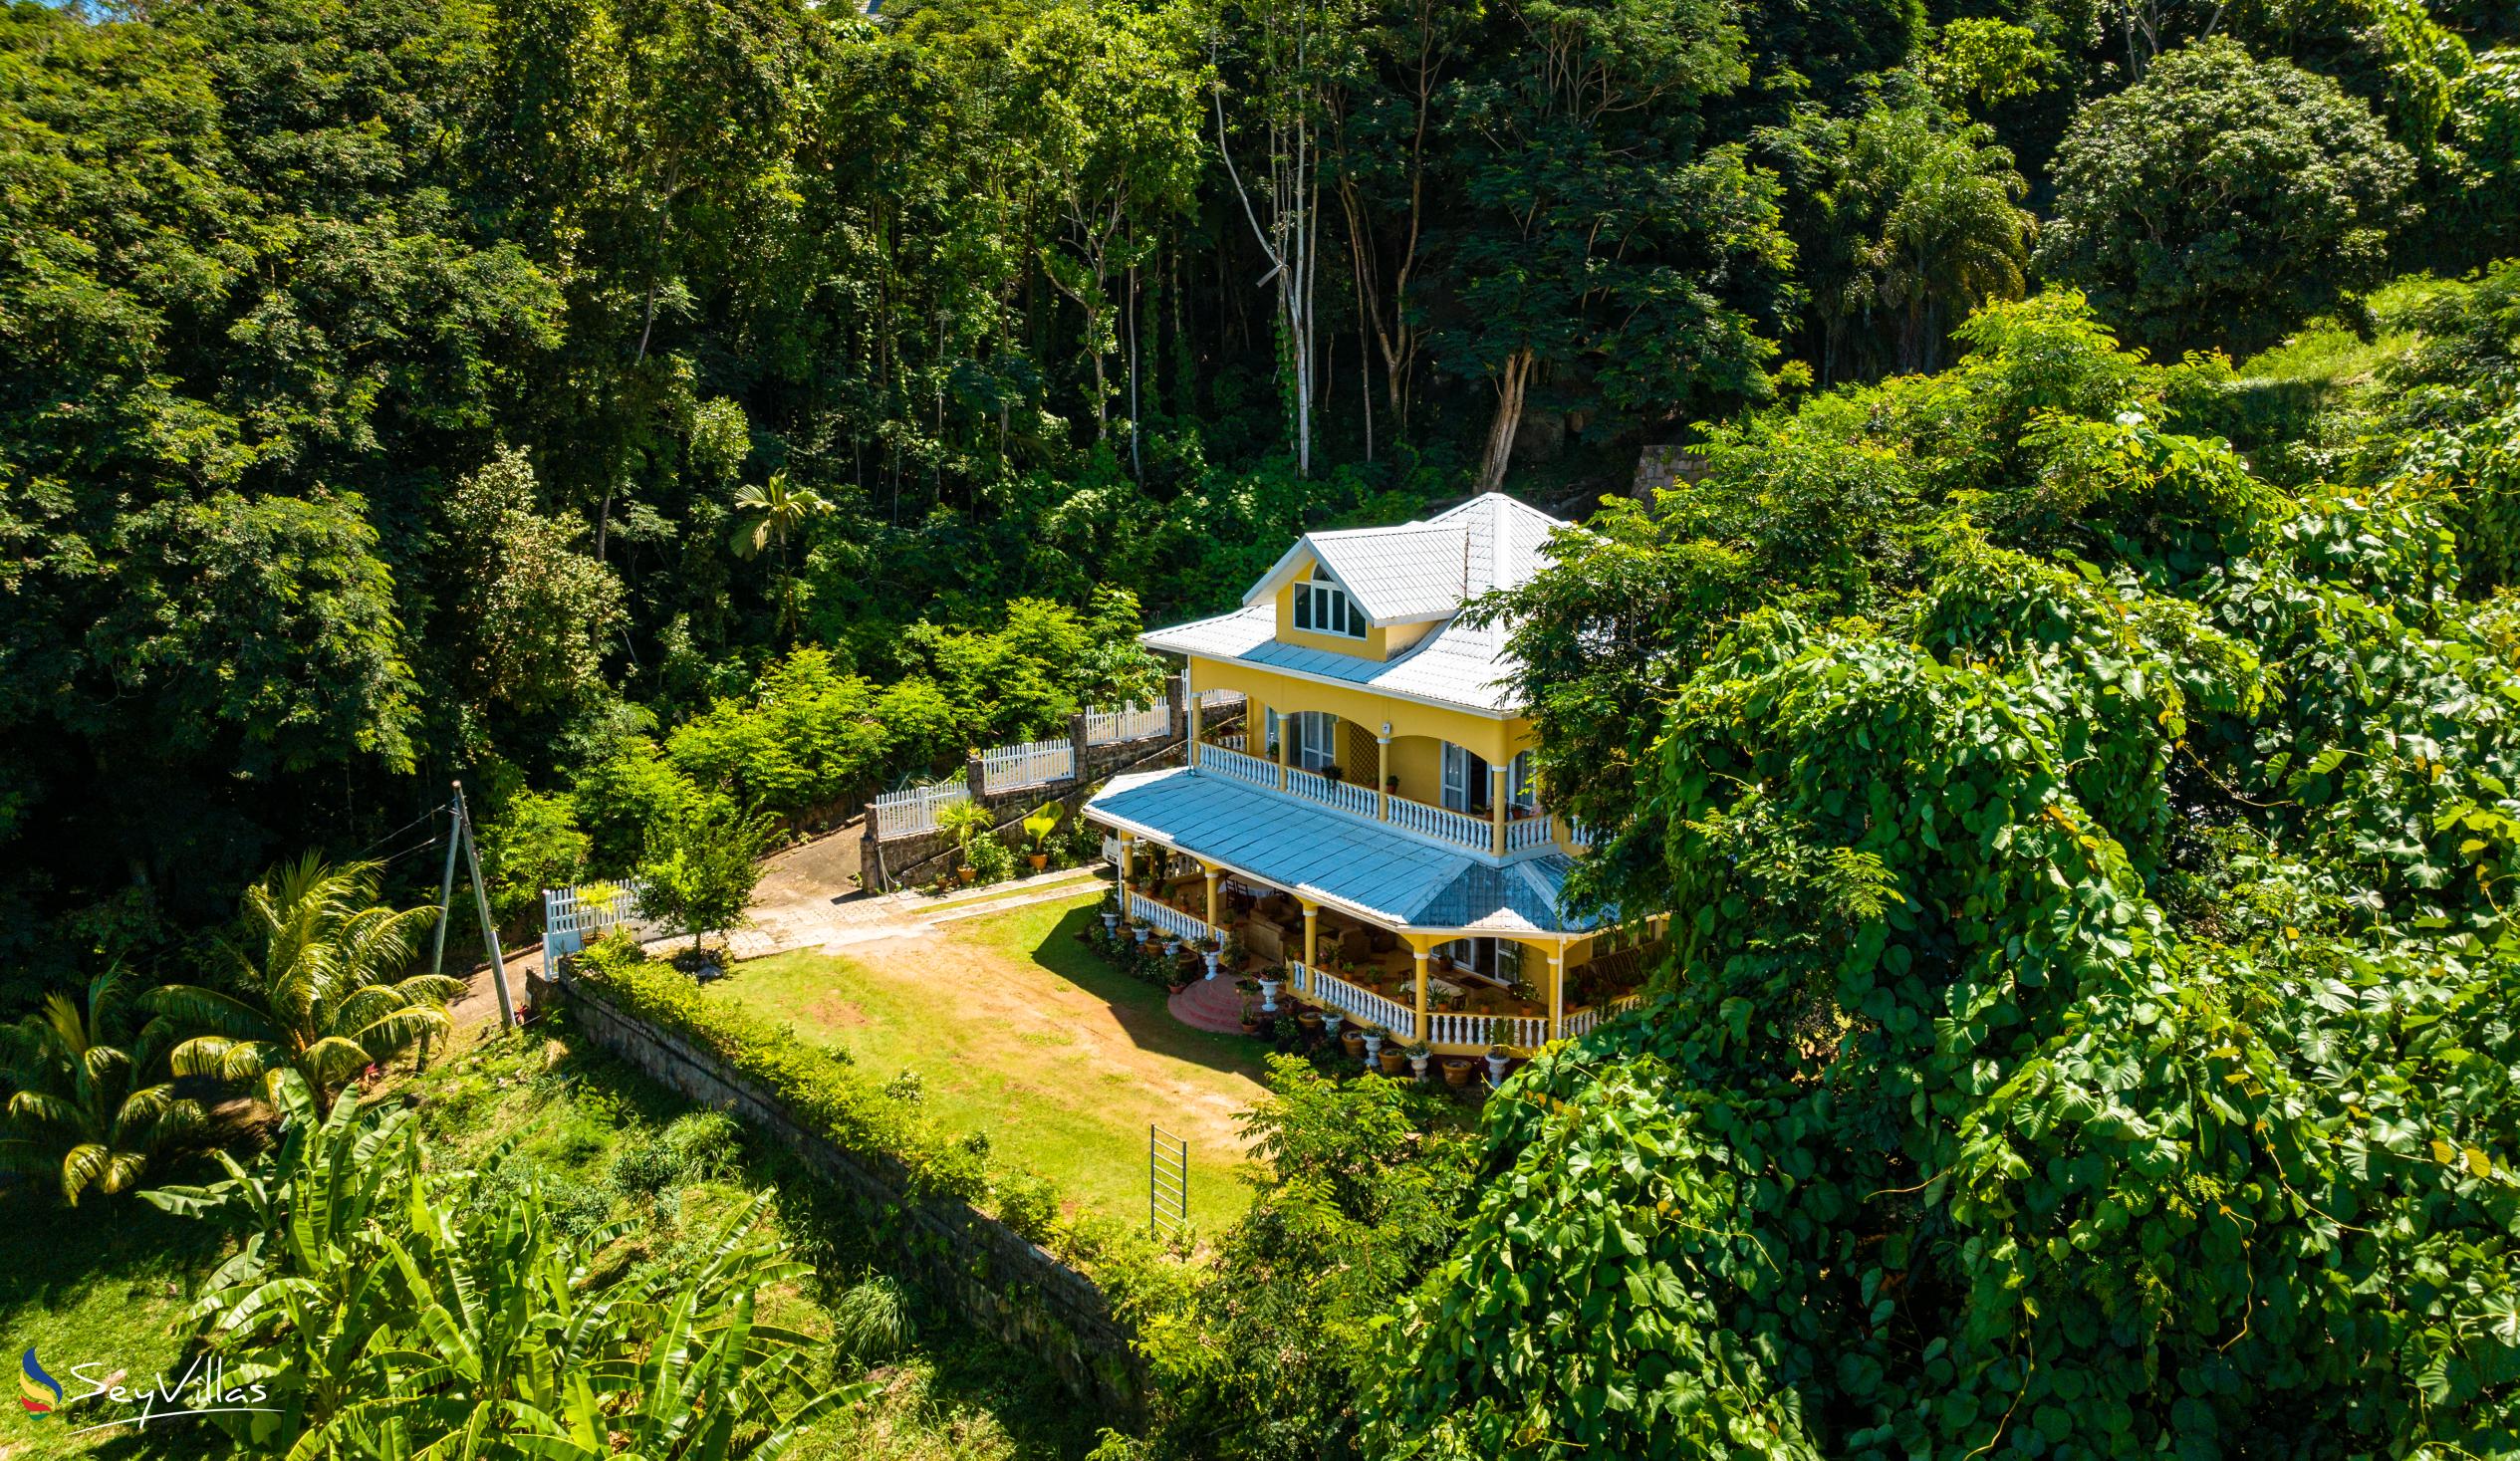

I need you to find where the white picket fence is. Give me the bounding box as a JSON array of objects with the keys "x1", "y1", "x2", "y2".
[
  {"x1": 1126, "y1": 889, "x2": 1209, "y2": 945},
  {"x1": 1086, "y1": 703, "x2": 1169, "y2": 746},
  {"x1": 1194, "y1": 688, "x2": 1245, "y2": 712},
  {"x1": 981, "y1": 738, "x2": 1074, "y2": 793},
  {"x1": 542, "y1": 878, "x2": 648, "y2": 978},
  {"x1": 872, "y1": 781, "x2": 970, "y2": 841}
]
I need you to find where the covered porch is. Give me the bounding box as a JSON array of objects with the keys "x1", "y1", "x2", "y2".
[{"x1": 1112, "y1": 831, "x2": 1652, "y2": 1058}]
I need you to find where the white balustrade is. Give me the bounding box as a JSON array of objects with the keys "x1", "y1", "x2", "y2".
[
  {"x1": 1558, "y1": 993, "x2": 1642, "y2": 1040},
  {"x1": 1505, "y1": 815, "x2": 1557, "y2": 852},
  {"x1": 872, "y1": 781, "x2": 969, "y2": 841},
  {"x1": 1301, "y1": 966, "x2": 1416, "y2": 1041},
  {"x1": 1286, "y1": 766, "x2": 1379, "y2": 818},
  {"x1": 1386, "y1": 794, "x2": 1492, "y2": 852},
  {"x1": 1285, "y1": 959, "x2": 1313, "y2": 995},
  {"x1": 1426, "y1": 1012, "x2": 1548, "y2": 1050},
  {"x1": 1126, "y1": 889, "x2": 1210, "y2": 945},
  {"x1": 1196, "y1": 743, "x2": 1280, "y2": 790},
  {"x1": 982, "y1": 738, "x2": 1074, "y2": 792},
  {"x1": 1194, "y1": 687, "x2": 1246, "y2": 712}
]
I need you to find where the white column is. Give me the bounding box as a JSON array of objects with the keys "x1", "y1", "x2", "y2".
[{"x1": 1378, "y1": 724, "x2": 1392, "y2": 821}]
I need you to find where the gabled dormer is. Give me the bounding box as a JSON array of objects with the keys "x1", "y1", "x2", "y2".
[{"x1": 1243, "y1": 494, "x2": 1550, "y2": 663}]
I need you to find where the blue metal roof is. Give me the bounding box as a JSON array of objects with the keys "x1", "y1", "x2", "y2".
[{"x1": 1087, "y1": 767, "x2": 1600, "y2": 935}]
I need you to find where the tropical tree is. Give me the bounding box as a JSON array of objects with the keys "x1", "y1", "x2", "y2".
[
  {"x1": 1765, "y1": 86, "x2": 2036, "y2": 379},
  {"x1": 148, "y1": 857, "x2": 460, "y2": 1104},
  {"x1": 635, "y1": 804, "x2": 772, "y2": 951},
  {"x1": 729, "y1": 471, "x2": 831, "y2": 637},
  {"x1": 2036, "y1": 37, "x2": 2414, "y2": 353},
  {"x1": 0, "y1": 969, "x2": 200, "y2": 1205}
]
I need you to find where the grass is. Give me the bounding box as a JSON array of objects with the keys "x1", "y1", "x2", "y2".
[
  {"x1": 0, "y1": 1190, "x2": 228, "y2": 1459},
  {"x1": 713, "y1": 893, "x2": 1270, "y2": 1230}
]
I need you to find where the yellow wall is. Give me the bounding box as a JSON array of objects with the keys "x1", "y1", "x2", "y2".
[
  {"x1": 1386, "y1": 734, "x2": 1443, "y2": 804},
  {"x1": 1267, "y1": 552, "x2": 1446, "y2": 662},
  {"x1": 1216, "y1": 656, "x2": 1529, "y2": 768}
]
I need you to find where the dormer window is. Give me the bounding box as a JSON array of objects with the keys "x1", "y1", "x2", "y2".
[{"x1": 1294, "y1": 568, "x2": 1367, "y2": 638}]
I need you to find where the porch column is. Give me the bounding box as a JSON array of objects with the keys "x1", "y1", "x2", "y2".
[
  {"x1": 1549, "y1": 938, "x2": 1566, "y2": 1041},
  {"x1": 1117, "y1": 833, "x2": 1134, "y2": 924},
  {"x1": 1186, "y1": 663, "x2": 1202, "y2": 768},
  {"x1": 1412, "y1": 942, "x2": 1431, "y2": 1042},
  {"x1": 1377, "y1": 723, "x2": 1391, "y2": 821},
  {"x1": 1202, "y1": 864, "x2": 1221, "y2": 930},
  {"x1": 1276, "y1": 710, "x2": 1291, "y2": 791},
  {"x1": 1301, "y1": 899, "x2": 1320, "y2": 968}
]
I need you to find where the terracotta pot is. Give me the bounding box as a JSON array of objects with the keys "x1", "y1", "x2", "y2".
[
  {"x1": 1297, "y1": 1011, "x2": 1324, "y2": 1033},
  {"x1": 1341, "y1": 1030, "x2": 1366, "y2": 1059},
  {"x1": 956, "y1": 865, "x2": 976, "y2": 885},
  {"x1": 1377, "y1": 1048, "x2": 1407, "y2": 1077},
  {"x1": 1441, "y1": 1058, "x2": 1474, "y2": 1088},
  {"x1": 1029, "y1": 852, "x2": 1048, "y2": 870}
]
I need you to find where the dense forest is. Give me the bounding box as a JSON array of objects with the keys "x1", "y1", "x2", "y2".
[
  {"x1": 4, "y1": 0, "x2": 2512, "y2": 995},
  {"x1": 5, "y1": 0, "x2": 2520, "y2": 1452}
]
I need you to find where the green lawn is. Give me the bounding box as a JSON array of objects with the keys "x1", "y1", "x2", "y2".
[{"x1": 713, "y1": 894, "x2": 1270, "y2": 1231}]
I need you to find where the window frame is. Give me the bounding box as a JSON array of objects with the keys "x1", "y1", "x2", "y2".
[{"x1": 1294, "y1": 569, "x2": 1368, "y2": 639}]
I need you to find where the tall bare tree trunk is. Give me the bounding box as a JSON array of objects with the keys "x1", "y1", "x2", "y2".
[{"x1": 1478, "y1": 350, "x2": 1536, "y2": 492}]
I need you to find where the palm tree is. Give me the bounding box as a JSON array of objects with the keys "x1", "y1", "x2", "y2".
[
  {"x1": 0, "y1": 968, "x2": 200, "y2": 1204},
  {"x1": 728, "y1": 470, "x2": 830, "y2": 637},
  {"x1": 148, "y1": 856, "x2": 461, "y2": 1104}
]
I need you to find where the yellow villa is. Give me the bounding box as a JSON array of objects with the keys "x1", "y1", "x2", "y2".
[{"x1": 1082, "y1": 493, "x2": 1655, "y2": 1061}]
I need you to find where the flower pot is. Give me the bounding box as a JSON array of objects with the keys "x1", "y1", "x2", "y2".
[
  {"x1": 1322, "y1": 1011, "x2": 1345, "y2": 1041},
  {"x1": 1029, "y1": 852, "x2": 1048, "y2": 871},
  {"x1": 1442, "y1": 1058, "x2": 1474, "y2": 1088},
  {"x1": 1134, "y1": 925, "x2": 1149, "y2": 945},
  {"x1": 1258, "y1": 978, "x2": 1282, "y2": 1014},
  {"x1": 1485, "y1": 1049, "x2": 1512, "y2": 1085},
  {"x1": 1161, "y1": 938, "x2": 1180, "y2": 957},
  {"x1": 1341, "y1": 1030, "x2": 1366, "y2": 1059},
  {"x1": 1101, "y1": 911, "x2": 1119, "y2": 936},
  {"x1": 1297, "y1": 1011, "x2": 1324, "y2": 1033},
  {"x1": 1378, "y1": 1047, "x2": 1407, "y2": 1077},
  {"x1": 1408, "y1": 1053, "x2": 1430, "y2": 1082},
  {"x1": 956, "y1": 865, "x2": 976, "y2": 885},
  {"x1": 1363, "y1": 1032, "x2": 1384, "y2": 1069},
  {"x1": 1204, "y1": 950, "x2": 1222, "y2": 980}
]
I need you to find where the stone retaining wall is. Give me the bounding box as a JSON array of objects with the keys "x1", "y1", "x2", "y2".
[{"x1": 564, "y1": 981, "x2": 1146, "y2": 1419}]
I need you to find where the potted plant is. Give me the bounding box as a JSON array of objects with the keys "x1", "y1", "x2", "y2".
[
  {"x1": 1385, "y1": 774, "x2": 1399, "y2": 794},
  {"x1": 1322, "y1": 763, "x2": 1346, "y2": 785},
  {"x1": 1297, "y1": 1009, "x2": 1325, "y2": 1034},
  {"x1": 1235, "y1": 978, "x2": 1263, "y2": 1034},
  {"x1": 1196, "y1": 934, "x2": 1223, "y2": 981},
  {"x1": 1022, "y1": 801, "x2": 1062, "y2": 872},
  {"x1": 1377, "y1": 1038, "x2": 1408, "y2": 1078},
  {"x1": 1258, "y1": 968, "x2": 1284, "y2": 1013},
  {"x1": 1402, "y1": 1040, "x2": 1432, "y2": 1081},
  {"x1": 1485, "y1": 1046, "x2": 1513, "y2": 1085},
  {"x1": 1441, "y1": 1055, "x2": 1475, "y2": 1088},
  {"x1": 1341, "y1": 1023, "x2": 1368, "y2": 1061},
  {"x1": 1322, "y1": 1009, "x2": 1346, "y2": 1044},
  {"x1": 937, "y1": 800, "x2": 993, "y2": 885},
  {"x1": 1361, "y1": 1028, "x2": 1385, "y2": 1069}
]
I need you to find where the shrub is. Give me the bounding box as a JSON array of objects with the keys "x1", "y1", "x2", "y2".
[
  {"x1": 572, "y1": 935, "x2": 987, "y2": 1202},
  {"x1": 993, "y1": 1170, "x2": 1062, "y2": 1246},
  {"x1": 830, "y1": 1275, "x2": 916, "y2": 1367}
]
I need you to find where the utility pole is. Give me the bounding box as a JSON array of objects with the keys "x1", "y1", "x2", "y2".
[{"x1": 446, "y1": 781, "x2": 515, "y2": 1028}]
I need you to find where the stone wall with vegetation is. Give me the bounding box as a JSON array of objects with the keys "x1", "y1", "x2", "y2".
[{"x1": 562, "y1": 957, "x2": 1146, "y2": 1418}]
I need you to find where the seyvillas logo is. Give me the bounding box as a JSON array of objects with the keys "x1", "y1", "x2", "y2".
[
  {"x1": 13, "y1": 1348, "x2": 276, "y2": 1437},
  {"x1": 19, "y1": 1349, "x2": 62, "y2": 1416}
]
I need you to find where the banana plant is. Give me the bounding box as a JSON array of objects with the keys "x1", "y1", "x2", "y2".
[{"x1": 146, "y1": 1080, "x2": 864, "y2": 1457}]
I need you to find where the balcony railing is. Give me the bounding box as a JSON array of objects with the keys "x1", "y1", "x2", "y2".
[
  {"x1": 1504, "y1": 814, "x2": 1556, "y2": 852},
  {"x1": 1558, "y1": 993, "x2": 1643, "y2": 1040},
  {"x1": 1126, "y1": 889, "x2": 1209, "y2": 945},
  {"x1": 1287, "y1": 766, "x2": 1379, "y2": 819},
  {"x1": 1288, "y1": 961, "x2": 1416, "y2": 1040},
  {"x1": 1426, "y1": 1011, "x2": 1549, "y2": 1049},
  {"x1": 1386, "y1": 794, "x2": 1493, "y2": 852},
  {"x1": 1197, "y1": 742, "x2": 1278, "y2": 789}
]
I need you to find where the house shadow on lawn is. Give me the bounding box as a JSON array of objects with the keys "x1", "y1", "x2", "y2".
[{"x1": 1014, "y1": 901, "x2": 1271, "y2": 1082}]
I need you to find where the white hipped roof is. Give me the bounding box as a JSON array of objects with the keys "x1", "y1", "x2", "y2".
[{"x1": 1143, "y1": 493, "x2": 1569, "y2": 717}]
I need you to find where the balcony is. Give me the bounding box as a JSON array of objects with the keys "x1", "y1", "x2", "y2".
[{"x1": 1188, "y1": 742, "x2": 1566, "y2": 861}]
